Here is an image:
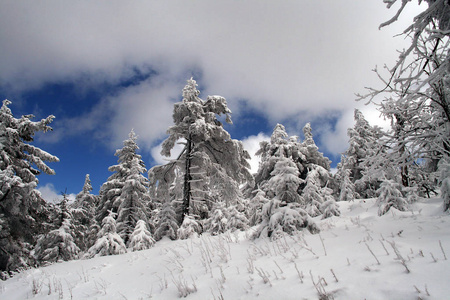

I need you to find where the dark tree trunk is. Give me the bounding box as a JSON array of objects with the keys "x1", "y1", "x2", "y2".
[{"x1": 181, "y1": 134, "x2": 192, "y2": 224}]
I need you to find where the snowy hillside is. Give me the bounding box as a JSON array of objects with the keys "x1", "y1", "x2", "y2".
[{"x1": 1, "y1": 198, "x2": 449, "y2": 300}]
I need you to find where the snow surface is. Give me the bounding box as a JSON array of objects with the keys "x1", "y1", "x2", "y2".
[{"x1": 2, "y1": 198, "x2": 449, "y2": 299}]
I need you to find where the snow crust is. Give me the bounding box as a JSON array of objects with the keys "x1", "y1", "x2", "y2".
[{"x1": 2, "y1": 197, "x2": 449, "y2": 299}]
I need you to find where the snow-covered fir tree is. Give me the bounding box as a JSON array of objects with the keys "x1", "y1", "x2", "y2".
[
  {"x1": 320, "y1": 186, "x2": 341, "y2": 219},
  {"x1": 254, "y1": 124, "x2": 293, "y2": 195},
  {"x1": 128, "y1": 220, "x2": 155, "y2": 251},
  {"x1": 338, "y1": 163, "x2": 356, "y2": 202},
  {"x1": 204, "y1": 201, "x2": 228, "y2": 235},
  {"x1": 97, "y1": 130, "x2": 150, "y2": 223},
  {"x1": 255, "y1": 200, "x2": 319, "y2": 240},
  {"x1": 377, "y1": 179, "x2": 409, "y2": 216},
  {"x1": 116, "y1": 156, "x2": 151, "y2": 246},
  {"x1": 336, "y1": 109, "x2": 383, "y2": 199},
  {"x1": 97, "y1": 130, "x2": 153, "y2": 244},
  {"x1": 247, "y1": 189, "x2": 269, "y2": 226},
  {"x1": 204, "y1": 201, "x2": 249, "y2": 235},
  {"x1": 0, "y1": 99, "x2": 59, "y2": 273},
  {"x1": 226, "y1": 204, "x2": 249, "y2": 232},
  {"x1": 33, "y1": 196, "x2": 80, "y2": 265},
  {"x1": 301, "y1": 166, "x2": 330, "y2": 217},
  {"x1": 71, "y1": 174, "x2": 99, "y2": 251},
  {"x1": 251, "y1": 122, "x2": 335, "y2": 233},
  {"x1": 149, "y1": 78, "x2": 253, "y2": 227},
  {"x1": 154, "y1": 201, "x2": 179, "y2": 241},
  {"x1": 177, "y1": 215, "x2": 202, "y2": 240},
  {"x1": 266, "y1": 157, "x2": 302, "y2": 204},
  {"x1": 85, "y1": 211, "x2": 127, "y2": 258}
]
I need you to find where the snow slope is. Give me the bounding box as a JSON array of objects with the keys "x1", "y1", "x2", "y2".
[{"x1": 1, "y1": 198, "x2": 449, "y2": 299}]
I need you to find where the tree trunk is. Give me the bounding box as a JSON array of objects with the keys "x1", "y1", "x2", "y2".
[{"x1": 182, "y1": 133, "x2": 192, "y2": 223}]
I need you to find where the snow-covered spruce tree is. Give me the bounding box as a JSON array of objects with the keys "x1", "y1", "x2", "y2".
[
  {"x1": 254, "y1": 124, "x2": 294, "y2": 197},
  {"x1": 97, "y1": 129, "x2": 137, "y2": 223},
  {"x1": 251, "y1": 122, "x2": 334, "y2": 234},
  {"x1": 149, "y1": 78, "x2": 253, "y2": 226},
  {"x1": 0, "y1": 99, "x2": 59, "y2": 274},
  {"x1": 204, "y1": 200, "x2": 249, "y2": 235},
  {"x1": 128, "y1": 220, "x2": 155, "y2": 251},
  {"x1": 377, "y1": 179, "x2": 409, "y2": 216},
  {"x1": 336, "y1": 109, "x2": 383, "y2": 199},
  {"x1": 204, "y1": 201, "x2": 228, "y2": 235},
  {"x1": 177, "y1": 215, "x2": 202, "y2": 240},
  {"x1": 357, "y1": 1, "x2": 450, "y2": 203},
  {"x1": 33, "y1": 196, "x2": 80, "y2": 265},
  {"x1": 338, "y1": 162, "x2": 356, "y2": 202},
  {"x1": 226, "y1": 204, "x2": 249, "y2": 232},
  {"x1": 266, "y1": 157, "x2": 303, "y2": 204},
  {"x1": 85, "y1": 211, "x2": 127, "y2": 258},
  {"x1": 33, "y1": 202, "x2": 80, "y2": 265},
  {"x1": 154, "y1": 201, "x2": 179, "y2": 241},
  {"x1": 297, "y1": 124, "x2": 337, "y2": 218},
  {"x1": 301, "y1": 165, "x2": 337, "y2": 217},
  {"x1": 116, "y1": 156, "x2": 151, "y2": 246},
  {"x1": 320, "y1": 186, "x2": 341, "y2": 219},
  {"x1": 71, "y1": 174, "x2": 99, "y2": 251},
  {"x1": 336, "y1": 109, "x2": 382, "y2": 198},
  {"x1": 247, "y1": 188, "x2": 269, "y2": 226},
  {"x1": 97, "y1": 130, "x2": 152, "y2": 240},
  {"x1": 254, "y1": 199, "x2": 319, "y2": 240}
]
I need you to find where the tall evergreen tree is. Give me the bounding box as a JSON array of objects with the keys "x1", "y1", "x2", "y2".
[
  {"x1": 149, "y1": 78, "x2": 253, "y2": 225},
  {"x1": 336, "y1": 109, "x2": 383, "y2": 198},
  {"x1": 251, "y1": 123, "x2": 333, "y2": 236},
  {"x1": 71, "y1": 174, "x2": 99, "y2": 251},
  {"x1": 0, "y1": 99, "x2": 59, "y2": 273},
  {"x1": 116, "y1": 156, "x2": 151, "y2": 245},
  {"x1": 97, "y1": 130, "x2": 151, "y2": 230}
]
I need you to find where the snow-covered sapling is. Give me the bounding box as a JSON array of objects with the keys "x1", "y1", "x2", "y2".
[
  {"x1": 177, "y1": 215, "x2": 202, "y2": 240},
  {"x1": 128, "y1": 220, "x2": 155, "y2": 251},
  {"x1": 377, "y1": 180, "x2": 408, "y2": 216},
  {"x1": 85, "y1": 211, "x2": 127, "y2": 258}
]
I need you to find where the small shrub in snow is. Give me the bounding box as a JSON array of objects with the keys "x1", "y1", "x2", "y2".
[
  {"x1": 320, "y1": 187, "x2": 340, "y2": 219},
  {"x1": 154, "y1": 202, "x2": 179, "y2": 241},
  {"x1": 377, "y1": 180, "x2": 408, "y2": 216},
  {"x1": 339, "y1": 167, "x2": 357, "y2": 202},
  {"x1": 403, "y1": 186, "x2": 419, "y2": 204},
  {"x1": 204, "y1": 202, "x2": 228, "y2": 235},
  {"x1": 247, "y1": 189, "x2": 269, "y2": 226},
  {"x1": 226, "y1": 204, "x2": 249, "y2": 232},
  {"x1": 256, "y1": 200, "x2": 319, "y2": 239},
  {"x1": 205, "y1": 202, "x2": 249, "y2": 235},
  {"x1": 85, "y1": 212, "x2": 127, "y2": 258},
  {"x1": 177, "y1": 216, "x2": 202, "y2": 240},
  {"x1": 129, "y1": 220, "x2": 155, "y2": 251}
]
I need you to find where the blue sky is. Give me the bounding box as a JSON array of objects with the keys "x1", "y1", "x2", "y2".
[{"x1": 0, "y1": 1, "x2": 423, "y2": 202}]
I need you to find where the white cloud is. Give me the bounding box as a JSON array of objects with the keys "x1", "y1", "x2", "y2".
[
  {"x1": 37, "y1": 183, "x2": 76, "y2": 204},
  {"x1": 0, "y1": 1, "x2": 424, "y2": 158},
  {"x1": 151, "y1": 139, "x2": 186, "y2": 166},
  {"x1": 241, "y1": 133, "x2": 269, "y2": 174}
]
